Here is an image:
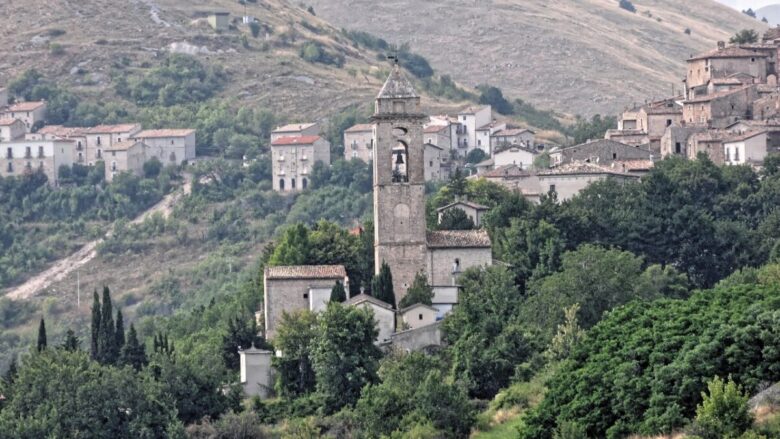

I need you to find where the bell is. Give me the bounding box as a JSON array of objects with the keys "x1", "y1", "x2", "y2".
[{"x1": 395, "y1": 151, "x2": 405, "y2": 165}]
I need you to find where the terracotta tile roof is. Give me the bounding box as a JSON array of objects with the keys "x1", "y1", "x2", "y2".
[
  {"x1": 436, "y1": 200, "x2": 489, "y2": 212},
  {"x1": 539, "y1": 162, "x2": 637, "y2": 177},
  {"x1": 134, "y1": 129, "x2": 195, "y2": 138},
  {"x1": 104, "y1": 140, "x2": 144, "y2": 151},
  {"x1": 0, "y1": 118, "x2": 21, "y2": 126},
  {"x1": 424, "y1": 125, "x2": 448, "y2": 133},
  {"x1": 37, "y1": 125, "x2": 88, "y2": 137},
  {"x1": 85, "y1": 124, "x2": 141, "y2": 134},
  {"x1": 399, "y1": 303, "x2": 438, "y2": 314},
  {"x1": 344, "y1": 123, "x2": 373, "y2": 133},
  {"x1": 689, "y1": 46, "x2": 768, "y2": 61},
  {"x1": 558, "y1": 138, "x2": 651, "y2": 155},
  {"x1": 273, "y1": 123, "x2": 318, "y2": 133},
  {"x1": 271, "y1": 135, "x2": 322, "y2": 146},
  {"x1": 424, "y1": 142, "x2": 443, "y2": 151},
  {"x1": 426, "y1": 229, "x2": 492, "y2": 248},
  {"x1": 482, "y1": 164, "x2": 530, "y2": 178},
  {"x1": 475, "y1": 158, "x2": 495, "y2": 168},
  {"x1": 265, "y1": 265, "x2": 347, "y2": 280},
  {"x1": 347, "y1": 293, "x2": 394, "y2": 310},
  {"x1": 477, "y1": 121, "x2": 505, "y2": 131},
  {"x1": 5, "y1": 101, "x2": 46, "y2": 112},
  {"x1": 724, "y1": 130, "x2": 767, "y2": 143},
  {"x1": 494, "y1": 144, "x2": 538, "y2": 155},
  {"x1": 684, "y1": 85, "x2": 753, "y2": 104}
]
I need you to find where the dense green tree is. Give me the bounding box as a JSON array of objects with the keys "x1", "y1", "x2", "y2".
[
  {"x1": 478, "y1": 85, "x2": 514, "y2": 115},
  {"x1": 312, "y1": 303, "x2": 382, "y2": 414},
  {"x1": 398, "y1": 272, "x2": 434, "y2": 309},
  {"x1": 60, "y1": 329, "x2": 79, "y2": 352},
  {"x1": 90, "y1": 290, "x2": 100, "y2": 360},
  {"x1": 221, "y1": 316, "x2": 260, "y2": 370},
  {"x1": 570, "y1": 114, "x2": 616, "y2": 144},
  {"x1": 98, "y1": 286, "x2": 116, "y2": 364},
  {"x1": 692, "y1": 377, "x2": 754, "y2": 439},
  {"x1": 36, "y1": 318, "x2": 46, "y2": 352},
  {"x1": 493, "y1": 218, "x2": 565, "y2": 288},
  {"x1": 465, "y1": 148, "x2": 488, "y2": 164},
  {"x1": 272, "y1": 310, "x2": 318, "y2": 397},
  {"x1": 268, "y1": 224, "x2": 311, "y2": 266},
  {"x1": 447, "y1": 168, "x2": 467, "y2": 198},
  {"x1": 730, "y1": 29, "x2": 759, "y2": 44},
  {"x1": 437, "y1": 208, "x2": 475, "y2": 230},
  {"x1": 330, "y1": 281, "x2": 347, "y2": 303},
  {"x1": 2, "y1": 358, "x2": 17, "y2": 387},
  {"x1": 120, "y1": 324, "x2": 147, "y2": 371},
  {"x1": 115, "y1": 309, "x2": 125, "y2": 354},
  {"x1": 371, "y1": 261, "x2": 396, "y2": 308}
]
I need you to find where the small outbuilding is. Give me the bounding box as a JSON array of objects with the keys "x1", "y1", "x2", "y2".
[
  {"x1": 400, "y1": 303, "x2": 439, "y2": 330},
  {"x1": 239, "y1": 345, "x2": 274, "y2": 399},
  {"x1": 208, "y1": 11, "x2": 230, "y2": 31},
  {"x1": 347, "y1": 294, "x2": 396, "y2": 344},
  {"x1": 436, "y1": 200, "x2": 489, "y2": 228}
]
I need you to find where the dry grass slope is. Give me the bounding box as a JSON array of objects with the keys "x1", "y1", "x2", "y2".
[{"x1": 305, "y1": 0, "x2": 767, "y2": 116}]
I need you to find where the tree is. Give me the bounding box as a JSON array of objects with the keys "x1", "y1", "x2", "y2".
[
  {"x1": 268, "y1": 224, "x2": 311, "y2": 266},
  {"x1": 330, "y1": 280, "x2": 347, "y2": 303},
  {"x1": 371, "y1": 261, "x2": 396, "y2": 308},
  {"x1": 61, "y1": 329, "x2": 79, "y2": 352},
  {"x1": 438, "y1": 208, "x2": 475, "y2": 230},
  {"x1": 312, "y1": 303, "x2": 382, "y2": 414},
  {"x1": 2, "y1": 358, "x2": 17, "y2": 387},
  {"x1": 478, "y1": 85, "x2": 514, "y2": 115},
  {"x1": 36, "y1": 318, "x2": 47, "y2": 352},
  {"x1": 98, "y1": 286, "x2": 115, "y2": 364},
  {"x1": 272, "y1": 310, "x2": 318, "y2": 397},
  {"x1": 398, "y1": 272, "x2": 434, "y2": 309},
  {"x1": 618, "y1": 0, "x2": 636, "y2": 13},
  {"x1": 90, "y1": 290, "x2": 100, "y2": 360},
  {"x1": 730, "y1": 29, "x2": 759, "y2": 44},
  {"x1": 120, "y1": 324, "x2": 148, "y2": 371},
  {"x1": 115, "y1": 309, "x2": 125, "y2": 354},
  {"x1": 742, "y1": 8, "x2": 757, "y2": 18},
  {"x1": 465, "y1": 148, "x2": 488, "y2": 165},
  {"x1": 570, "y1": 114, "x2": 617, "y2": 144},
  {"x1": 221, "y1": 316, "x2": 260, "y2": 370},
  {"x1": 143, "y1": 157, "x2": 162, "y2": 178},
  {"x1": 693, "y1": 377, "x2": 754, "y2": 439},
  {"x1": 545, "y1": 304, "x2": 585, "y2": 361},
  {"x1": 447, "y1": 168, "x2": 467, "y2": 198}
]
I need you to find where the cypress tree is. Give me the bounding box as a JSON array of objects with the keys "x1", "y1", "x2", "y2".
[
  {"x1": 61, "y1": 329, "x2": 80, "y2": 352},
  {"x1": 115, "y1": 309, "x2": 125, "y2": 355},
  {"x1": 3, "y1": 358, "x2": 17, "y2": 386},
  {"x1": 330, "y1": 280, "x2": 347, "y2": 303},
  {"x1": 90, "y1": 290, "x2": 101, "y2": 360},
  {"x1": 99, "y1": 286, "x2": 115, "y2": 364},
  {"x1": 36, "y1": 318, "x2": 47, "y2": 352},
  {"x1": 120, "y1": 324, "x2": 148, "y2": 371},
  {"x1": 370, "y1": 261, "x2": 396, "y2": 308}
]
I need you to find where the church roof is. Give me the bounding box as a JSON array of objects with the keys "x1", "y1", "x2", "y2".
[
  {"x1": 377, "y1": 65, "x2": 419, "y2": 100},
  {"x1": 426, "y1": 230, "x2": 492, "y2": 248},
  {"x1": 265, "y1": 265, "x2": 347, "y2": 280},
  {"x1": 347, "y1": 294, "x2": 394, "y2": 310},
  {"x1": 436, "y1": 200, "x2": 489, "y2": 212}
]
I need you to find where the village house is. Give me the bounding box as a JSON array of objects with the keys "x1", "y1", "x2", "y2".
[
  {"x1": 425, "y1": 230, "x2": 492, "y2": 287},
  {"x1": 0, "y1": 118, "x2": 26, "y2": 142},
  {"x1": 104, "y1": 140, "x2": 146, "y2": 182},
  {"x1": 208, "y1": 11, "x2": 230, "y2": 31},
  {"x1": 490, "y1": 128, "x2": 535, "y2": 150},
  {"x1": 660, "y1": 125, "x2": 708, "y2": 158},
  {"x1": 427, "y1": 115, "x2": 463, "y2": 152},
  {"x1": 454, "y1": 105, "x2": 492, "y2": 156},
  {"x1": 343, "y1": 123, "x2": 374, "y2": 162},
  {"x1": 424, "y1": 142, "x2": 446, "y2": 181},
  {"x1": 436, "y1": 200, "x2": 489, "y2": 228},
  {"x1": 400, "y1": 303, "x2": 439, "y2": 331},
  {"x1": 682, "y1": 85, "x2": 757, "y2": 128},
  {"x1": 752, "y1": 91, "x2": 780, "y2": 120},
  {"x1": 723, "y1": 130, "x2": 770, "y2": 167},
  {"x1": 1, "y1": 138, "x2": 74, "y2": 185},
  {"x1": 607, "y1": 98, "x2": 683, "y2": 152},
  {"x1": 270, "y1": 135, "x2": 330, "y2": 192},
  {"x1": 1, "y1": 101, "x2": 47, "y2": 132},
  {"x1": 423, "y1": 124, "x2": 453, "y2": 152},
  {"x1": 685, "y1": 42, "x2": 768, "y2": 98},
  {"x1": 263, "y1": 265, "x2": 348, "y2": 339},
  {"x1": 347, "y1": 294, "x2": 396, "y2": 343},
  {"x1": 475, "y1": 120, "x2": 507, "y2": 155},
  {"x1": 270, "y1": 122, "x2": 320, "y2": 142},
  {"x1": 83, "y1": 124, "x2": 142, "y2": 165},
  {"x1": 550, "y1": 139, "x2": 654, "y2": 167},
  {"x1": 727, "y1": 119, "x2": 780, "y2": 151},
  {"x1": 132, "y1": 129, "x2": 196, "y2": 166},
  {"x1": 494, "y1": 144, "x2": 539, "y2": 169},
  {"x1": 686, "y1": 131, "x2": 729, "y2": 164}
]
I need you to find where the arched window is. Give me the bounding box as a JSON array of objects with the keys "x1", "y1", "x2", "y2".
[
  {"x1": 302, "y1": 178, "x2": 308, "y2": 189},
  {"x1": 279, "y1": 179, "x2": 285, "y2": 191},
  {"x1": 392, "y1": 141, "x2": 409, "y2": 183},
  {"x1": 291, "y1": 178, "x2": 296, "y2": 189}
]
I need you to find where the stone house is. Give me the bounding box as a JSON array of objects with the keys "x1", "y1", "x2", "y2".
[
  {"x1": 550, "y1": 139, "x2": 654, "y2": 167},
  {"x1": 31, "y1": 125, "x2": 88, "y2": 164},
  {"x1": 609, "y1": 98, "x2": 682, "y2": 151},
  {"x1": 84, "y1": 124, "x2": 142, "y2": 165},
  {"x1": 727, "y1": 120, "x2": 780, "y2": 151},
  {"x1": 660, "y1": 125, "x2": 707, "y2": 158},
  {"x1": 263, "y1": 265, "x2": 348, "y2": 339},
  {"x1": 723, "y1": 131, "x2": 769, "y2": 166},
  {"x1": 1, "y1": 139, "x2": 73, "y2": 185},
  {"x1": 436, "y1": 200, "x2": 489, "y2": 228},
  {"x1": 270, "y1": 123, "x2": 320, "y2": 142},
  {"x1": 455, "y1": 105, "x2": 492, "y2": 156},
  {"x1": 347, "y1": 294, "x2": 395, "y2": 344},
  {"x1": 239, "y1": 346, "x2": 273, "y2": 399},
  {"x1": 104, "y1": 140, "x2": 146, "y2": 182},
  {"x1": 752, "y1": 92, "x2": 780, "y2": 120},
  {"x1": 686, "y1": 131, "x2": 728, "y2": 164},
  {"x1": 270, "y1": 135, "x2": 330, "y2": 192},
  {"x1": 208, "y1": 11, "x2": 230, "y2": 31},
  {"x1": 682, "y1": 85, "x2": 757, "y2": 128},
  {"x1": 494, "y1": 144, "x2": 538, "y2": 169},
  {"x1": 424, "y1": 142, "x2": 445, "y2": 181},
  {"x1": 491, "y1": 128, "x2": 535, "y2": 150},
  {"x1": 686, "y1": 43, "x2": 767, "y2": 97},
  {"x1": 425, "y1": 230, "x2": 492, "y2": 287},
  {"x1": 0, "y1": 118, "x2": 26, "y2": 142},
  {"x1": 132, "y1": 129, "x2": 196, "y2": 166},
  {"x1": 1, "y1": 101, "x2": 47, "y2": 132},
  {"x1": 427, "y1": 115, "x2": 462, "y2": 152},
  {"x1": 400, "y1": 303, "x2": 439, "y2": 331},
  {"x1": 475, "y1": 121, "x2": 506, "y2": 155},
  {"x1": 343, "y1": 123, "x2": 374, "y2": 162},
  {"x1": 423, "y1": 124, "x2": 452, "y2": 152}
]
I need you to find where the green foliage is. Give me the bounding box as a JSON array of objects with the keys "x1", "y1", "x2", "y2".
[
  {"x1": 330, "y1": 281, "x2": 347, "y2": 303},
  {"x1": 60, "y1": 329, "x2": 79, "y2": 352},
  {"x1": 221, "y1": 315, "x2": 261, "y2": 370},
  {"x1": 311, "y1": 303, "x2": 382, "y2": 414},
  {"x1": 731, "y1": 29, "x2": 759, "y2": 44},
  {"x1": 310, "y1": 158, "x2": 372, "y2": 193},
  {"x1": 120, "y1": 324, "x2": 147, "y2": 371},
  {"x1": 272, "y1": 311, "x2": 318, "y2": 398},
  {"x1": 299, "y1": 41, "x2": 345, "y2": 67},
  {"x1": 143, "y1": 157, "x2": 162, "y2": 178},
  {"x1": 519, "y1": 275, "x2": 780, "y2": 438},
  {"x1": 249, "y1": 21, "x2": 261, "y2": 37},
  {"x1": 692, "y1": 377, "x2": 754, "y2": 439},
  {"x1": 371, "y1": 261, "x2": 396, "y2": 307},
  {"x1": 569, "y1": 114, "x2": 617, "y2": 144},
  {"x1": 398, "y1": 272, "x2": 434, "y2": 309},
  {"x1": 420, "y1": 74, "x2": 476, "y2": 101},
  {"x1": 545, "y1": 304, "x2": 584, "y2": 361},
  {"x1": 438, "y1": 207, "x2": 476, "y2": 230},
  {"x1": 0, "y1": 349, "x2": 182, "y2": 437},
  {"x1": 36, "y1": 318, "x2": 46, "y2": 352},
  {"x1": 478, "y1": 85, "x2": 514, "y2": 115},
  {"x1": 513, "y1": 98, "x2": 566, "y2": 132},
  {"x1": 116, "y1": 54, "x2": 226, "y2": 106},
  {"x1": 619, "y1": 0, "x2": 636, "y2": 13},
  {"x1": 466, "y1": 148, "x2": 488, "y2": 164}
]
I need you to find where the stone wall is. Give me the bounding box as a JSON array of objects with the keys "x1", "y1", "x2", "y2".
[
  {"x1": 264, "y1": 277, "x2": 340, "y2": 339},
  {"x1": 426, "y1": 247, "x2": 492, "y2": 286},
  {"x1": 386, "y1": 322, "x2": 443, "y2": 353}
]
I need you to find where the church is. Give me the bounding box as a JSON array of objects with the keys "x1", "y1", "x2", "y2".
[{"x1": 262, "y1": 62, "x2": 492, "y2": 341}]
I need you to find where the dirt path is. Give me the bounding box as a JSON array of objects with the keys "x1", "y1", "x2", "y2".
[{"x1": 4, "y1": 175, "x2": 192, "y2": 301}]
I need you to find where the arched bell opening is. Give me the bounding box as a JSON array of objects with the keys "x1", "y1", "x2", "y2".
[{"x1": 392, "y1": 140, "x2": 409, "y2": 183}]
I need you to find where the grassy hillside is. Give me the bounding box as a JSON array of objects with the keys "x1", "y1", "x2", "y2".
[{"x1": 305, "y1": 0, "x2": 767, "y2": 116}]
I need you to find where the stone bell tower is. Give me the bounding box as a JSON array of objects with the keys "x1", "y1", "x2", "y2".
[{"x1": 372, "y1": 61, "x2": 428, "y2": 305}]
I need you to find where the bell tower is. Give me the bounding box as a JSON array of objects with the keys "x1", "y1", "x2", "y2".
[{"x1": 372, "y1": 61, "x2": 428, "y2": 304}]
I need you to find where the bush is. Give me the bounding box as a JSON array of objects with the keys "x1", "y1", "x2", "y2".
[
  {"x1": 49, "y1": 43, "x2": 65, "y2": 56},
  {"x1": 692, "y1": 377, "x2": 754, "y2": 439},
  {"x1": 299, "y1": 42, "x2": 345, "y2": 67},
  {"x1": 619, "y1": 0, "x2": 636, "y2": 13},
  {"x1": 249, "y1": 21, "x2": 261, "y2": 38}
]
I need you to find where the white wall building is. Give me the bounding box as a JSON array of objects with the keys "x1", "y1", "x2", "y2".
[
  {"x1": 455, "y1": 105, "x2": 492, "y2": 156},
  {"x1": 271, "y1": 135, "x2": 331, "y2": 192},
  {"x1": 84, "y1": 124, "x2": 142, "y2": 165},
  {"x1": 1, "y1": 101, "x2": 47, "y2": 132},
  {"x1": 1, "y1": 139, "x2": 73, "y2": 185},
  {"x1": 270, "y1": 123, "x2": 320, "y2": 142},
  {"x1": 343, "y1": 123, "x2": 374, "y2": 162},
  {"x1": 132, "y1": 129, "x2": 196, "y2": 165},
  {"x1": 239, "y1": 346, "x2": 274, "y2": 399},
  {"x1": 347, "y1": 294, "x2": 396, "y2": 344},
  {"x1": 0, "y1": 118, "x2": 26, "y2": 142},
  {"x1": 724, "y1": 131, "x2": 768, "y2": 166}
]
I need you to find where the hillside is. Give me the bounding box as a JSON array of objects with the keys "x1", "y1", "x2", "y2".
[
  {"x1": 305, "y1": 0, "x2": 767, "y2": 116},
  {"x1": 758, "y1": 4, "x2": 780, "y2": 25}
]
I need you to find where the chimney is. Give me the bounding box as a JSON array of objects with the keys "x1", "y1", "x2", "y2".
[{"x1": 717, "y1": 41, "x2": 725, "y2": 50}]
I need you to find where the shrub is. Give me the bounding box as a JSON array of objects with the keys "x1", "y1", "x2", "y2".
[
  {"x1": 249, "y1": 21, "x2": 261, "y2": 38},
  {"x1": 692, "y1": 377, "x2": 754, "y2": 439},
  {"x1": 619, "y1": 0, "x2": 636, "y2": 13}
]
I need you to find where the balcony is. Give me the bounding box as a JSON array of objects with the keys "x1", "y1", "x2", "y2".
[{"x1": 300, "y1": 156, "x2": 308, "y2": 161}]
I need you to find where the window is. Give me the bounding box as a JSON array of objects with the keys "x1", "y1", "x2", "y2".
[
  {"x1": 77, "y1": 141, "x2": 82, "y2": 150},
  {"x1": 279, "y1": 179, "x2": 285, "y2": 191},
  {"x1": 38, "y1": 146, "x2": 44, "y2": 158},
  {"x1": 302, "y1": 178, "x2": 308, "y2": 189},
  {"x1": 429, "y1": 160, "x2": 433, "y2": 167},
  {"x1": 612, "y1": 153, "x2": 617, "y2": 159},
  {"x1": 6, "y1": 162, "x2": 12, "y2": 173},
  {"x1": 97, "y1": 150, "x2": 102, "y2": 159},
  {"x1": 6, "y1": 148, "x2": 11, "y2": 159},
  {"x1": 478, "y1": 139, "x2": 482, "y2": 146},
  {"x1": 97, "y1": 136, "x2": 101, "y2": 146},
  {"x1": 25, "y1": 147, "x2": 31, "y2": 158},
  {"x1": 392, "y1": 141, "x2": 409, "y2": 183},
  {"x1": 303, "y1": 293, "x2": 308, "y2": 299},
  {"x1": 675, "y1": 142, "x2": 682, "y2": 154},
  {"x1": 734, "y1": 148, "x2": 740, "y2": 161},
  {"x1": 291, "y1": 178, "x2": 296, "y2": 189},
  {"x1": 117, "y1": 137, "x2": 121, "y2": 142},
  {"x1": 418, "y1": 314, "x2": 423, "y2": 320},
  {"x1": 667, "y1": 119, "x2": 672, "y2": 127},
  {"x1": 111, "y1": 161, "x2": 117, "y2": 171},
  {"x1": 452, "y1": 258, "x2": 461, "y2": 273},
  {"x1": 112, "y1": 151, "x2": 116, "y2": 157},
  {"x1": 78, "y1": 152, "x2": 83, "y2": 162},
  {"x1": 549, "y1": 184, "x2": 556, "y2": 194}
]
